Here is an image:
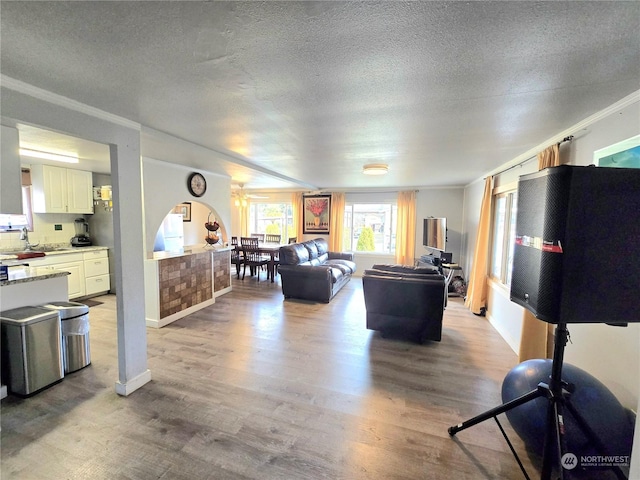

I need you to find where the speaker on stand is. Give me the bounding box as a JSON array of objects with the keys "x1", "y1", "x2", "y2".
[{"x1": 449, "y1": 165, "x2": 640, "y2": 480}]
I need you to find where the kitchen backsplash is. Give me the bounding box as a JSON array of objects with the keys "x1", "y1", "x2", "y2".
[{"x1": 0, "y1": 213, "x2": 88, "y2": 250}]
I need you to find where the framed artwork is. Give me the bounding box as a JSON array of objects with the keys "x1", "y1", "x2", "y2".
[
  {"x1": 173, "y1": 202, "x2": 192, "y2": 222},
  {"x1": 594, "y1": 135, "x2": 640, "y2": 169},
  {"x1": 303, "y1": 194, "x2": 330, "y2": 234}
]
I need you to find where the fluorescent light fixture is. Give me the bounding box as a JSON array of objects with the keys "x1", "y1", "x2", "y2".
[
  {"x1": 362, "y1": 163, "x2": 389, "y2": 175},
  {"x1": 19, "y1": 148, "x2": 79, "y2": 164}
]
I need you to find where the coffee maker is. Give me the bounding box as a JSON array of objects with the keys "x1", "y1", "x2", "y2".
[{"x1": 71, "y1": 218, "x2": 92, "y2": 247}]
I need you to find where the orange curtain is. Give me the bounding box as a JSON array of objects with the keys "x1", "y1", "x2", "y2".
[
  {"x1": 291, "y1": 192, "x2": 303, "y2": 242},
  {"x1": 518, "y1": 144, "x2": 560, "y2": 362},
  {"x1": 329, "y1": 192, "x2": 345, "y2": 251},
  {"x1": 239, "y1": 202, "x2": 249, "y2": 237},
  {"x1": 464, "y1": 176, "x2": 493, "y2": 315},
  {"x1": 395, "y1": 190, "x2": 416, "y2": 265}
]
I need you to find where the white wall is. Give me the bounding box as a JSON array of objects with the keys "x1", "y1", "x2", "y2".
[
  {"x1": 462, "y1": 97, "x2": 640, "y2": 451},
  {"x1": 142, "y1": 158, "x2": 231, "y2": 255},
  {"x1": 415, "y1": 187, "x2": 465, "y2": 265}
]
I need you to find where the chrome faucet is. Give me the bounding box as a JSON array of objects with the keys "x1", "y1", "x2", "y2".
[{"x1": 20, "y1": 226, "x2": 39, "y2": 251}]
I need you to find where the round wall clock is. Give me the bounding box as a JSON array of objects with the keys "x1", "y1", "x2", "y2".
[{"x1": 187, "y1": 172, "x2": 207, "y2": 197}]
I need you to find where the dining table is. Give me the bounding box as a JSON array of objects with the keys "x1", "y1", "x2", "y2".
[{"x1": 235, "y1": 242, "x2": 282, "y2": 283}]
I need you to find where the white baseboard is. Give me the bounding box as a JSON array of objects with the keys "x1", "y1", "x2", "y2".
[
  {"x1": 115, "y1": 369, "x2": 152, "y2": 396},
  {"x1": 214, "y1": 286, "x2": 232, "y2": 298}
]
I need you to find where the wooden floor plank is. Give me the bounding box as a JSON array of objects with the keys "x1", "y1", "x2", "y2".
[{"x1": 1, "y1": 277, "x2": 545, "y2": 479}]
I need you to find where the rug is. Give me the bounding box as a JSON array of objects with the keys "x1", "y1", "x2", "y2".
[{"x1": 82, "y1": 299, "x2": 104, "y2": 308}]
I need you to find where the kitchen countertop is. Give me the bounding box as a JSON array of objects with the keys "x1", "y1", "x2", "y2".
[
  {"x1": 0, "y1": 245, "x2": 109, "y2": 262},
  {"x1": 149, "y1": 245, "x2": 232, "y2": 260},
  {"x1": 0, "y1": 266, "x2": 70, "y2": 286}
]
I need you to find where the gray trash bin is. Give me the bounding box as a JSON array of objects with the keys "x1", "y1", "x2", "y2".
[
  {"x1": 0, "y1": 306, "x2": 64, "y2": 396},
  {"x1": 41, "y1": 301, "x2": 91, "y2": 374}
]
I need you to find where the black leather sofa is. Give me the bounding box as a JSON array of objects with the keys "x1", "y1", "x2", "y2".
[
  {"x1": 278, "y1": 238, "x2": 356, "y2": 302},
  {"x1": 362, "y1": 264, "x2": 446, "y2": 343}
]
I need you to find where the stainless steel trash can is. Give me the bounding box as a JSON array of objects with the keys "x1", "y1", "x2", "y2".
[
  {"x1": 42, "y1": 301, "x2": 91, "y2": 374},
  {"x1": 0, "y1": 306, "x2": 64, "y2": 396}
]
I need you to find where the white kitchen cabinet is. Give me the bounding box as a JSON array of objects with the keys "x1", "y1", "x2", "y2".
[
  {"x1": 67, "y1": 169, "x2": 94, "y2": 213},
  {"x1": 24, "y1": 249, "x2": 110, "y2": 300},
  {"x1": 27, "y1": 252, "x2": 85, "y2": 299},
  {"x1": 0, "y1": 125, "x2": 23, "y2": 214},
  {"x1": 83, "y1": 249, "x2": 110, "y2": 296},
  {"x1": 31, "y1": 164, "x2": 93, "y2": 214},
  {"x1": 54, "y1": 260, "x2": 86, "y2": 299}
]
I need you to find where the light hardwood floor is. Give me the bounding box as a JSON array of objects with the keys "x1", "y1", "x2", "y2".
[{"x1": 1, "y1": 277, "x2": 543, "y2": 479}]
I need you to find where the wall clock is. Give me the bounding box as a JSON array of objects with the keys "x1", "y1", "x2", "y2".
[{"x1": 187, "y1": 172, "x2": 207, "y2": 197}]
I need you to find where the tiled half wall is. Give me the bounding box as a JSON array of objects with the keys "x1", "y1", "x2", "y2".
[{"x1": 159, "y1": 252, "x2": 212, "y2": 318}]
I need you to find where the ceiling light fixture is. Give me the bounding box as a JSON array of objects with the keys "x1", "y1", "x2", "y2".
[
  {"x1": 19, "y1": 148, "x2": 79, "y2": 164},
  {"x1": 233, "y1": 184, "x2": 270, "y2": 207},
  {"x1": 362, "y1": 163, "x2": 389, "y2": 175}
]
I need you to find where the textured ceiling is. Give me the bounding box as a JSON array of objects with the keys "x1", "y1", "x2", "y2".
[{"x1": 1, "y1": 1, "x2": 639, "y2": 190}]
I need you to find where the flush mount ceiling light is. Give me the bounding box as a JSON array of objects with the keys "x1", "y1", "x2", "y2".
[
  {"x1": 362, "y1": 163, "x2": 389, "y2": 175},
  {"x1": 19, "y1": 148, "x2": 79, "y2": 164}
]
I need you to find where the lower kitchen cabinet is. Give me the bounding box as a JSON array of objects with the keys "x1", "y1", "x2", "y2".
[
  {"x1": 53, "y1": 259, "x2": 85, "y2": 299},
  {"x1": 26, "y1": 248, "x2": 110, "y2": 300},
  {"x1": 83, "y1": 250, "x2": 110, "y2": 296}
]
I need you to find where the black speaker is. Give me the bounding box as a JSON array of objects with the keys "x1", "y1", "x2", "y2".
[{"x1": 510, "y1": 165, "x2": 640, "y2": 324}]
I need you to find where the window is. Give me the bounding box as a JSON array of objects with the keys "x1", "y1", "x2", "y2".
[
  {"x1": 343, "y1": 203, "x2": 397, "y2": 254},
  {"x1": 22, "y1": 184, "x2": 34, "y2": 231},
  {"x1": 248, "y1": 203, "x2": 295, "y2": 241},
  {"x1": 490, "y1": 186, "x2": 517, "y2": 286}
]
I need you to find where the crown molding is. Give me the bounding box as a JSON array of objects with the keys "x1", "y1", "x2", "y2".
[
  {"x1": 1, "y1": 75, "x2": 141, "y2": 131},
  {"x1": 479, "y1": 89, "x2": 640, "y2": 184}
]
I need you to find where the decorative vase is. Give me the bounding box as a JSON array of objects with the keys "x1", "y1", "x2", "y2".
[{"x1": 314, "y1": 216, "x2": 320, "y2": 227}]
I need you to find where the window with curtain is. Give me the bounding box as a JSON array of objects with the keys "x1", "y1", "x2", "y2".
[
  {"x1": 342, "y1": 202, "x2": 397, "y2": 253},
  {"x1": 248, "y1": 203, "x2": 295, "y2": 241},
  {"x1": 490, "y1": 186, "x2": 518, "y2": 286}
]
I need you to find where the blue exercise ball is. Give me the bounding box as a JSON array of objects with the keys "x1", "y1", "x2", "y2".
[{"x1": 501, "y1": 359, "x2": 635, "y2": 470}]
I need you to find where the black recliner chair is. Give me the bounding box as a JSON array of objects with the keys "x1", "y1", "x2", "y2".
[{"x1": 362, "y1": 264, "x2": 446, "y2": 343}]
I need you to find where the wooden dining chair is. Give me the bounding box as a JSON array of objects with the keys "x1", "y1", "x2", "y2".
[
  {"x1": 264, "y1": 234, "x2": 282, "y2": 275},
  {"x1": 288, "y1": 237, "x2": 297, "y2": 244},
  {"x1": 265, "y1": 234, "x2": 281, "y2": 244},
  {"x1": 250, "y1": 233, "x2": 265, "y2": 242},
  {"x1": 230, "y1": 237, "x2": 243, "y2": 278},
  {"x1": 240, "y1": 237, "x2": 269, "y2": 281}
]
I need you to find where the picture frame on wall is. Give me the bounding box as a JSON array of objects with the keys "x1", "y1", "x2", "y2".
[
  {"x1": 594, "y1": 134, "x2": 640, "y2": 168},
  {"x1": 303, "y1": 194, "x2": 331, "y2": 234},
  {"x1": 173, "y1": 202, "x2": 192, "y2": 222}
]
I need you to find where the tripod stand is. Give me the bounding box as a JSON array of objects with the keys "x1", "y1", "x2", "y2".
[{"x1": 448, "y1": 323, "x2": 626, "y2": 480}]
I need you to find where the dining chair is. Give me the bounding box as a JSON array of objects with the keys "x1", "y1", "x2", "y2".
[
  {"x1": 250, "y1": 233, "x2": 265, "y2": 242},
  {"x1": 230, "y1": 237, "x2": 243, "y2": 278},
  {"x1": 288, "y1": 237, "x2": 297, "y2": 244},
  {"x1": 240, "y1": 237, "x2": 269, "y2": 281},
  {"x1": 264, "y1": 234, "x2": 282, "y2": 275}
]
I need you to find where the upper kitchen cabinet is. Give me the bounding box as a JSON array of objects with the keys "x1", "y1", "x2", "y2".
[
  {"x1": 31, "y1": 164, "x2": 93, "y2": 214},
  {"x1": 0, "y1": 125, "x2": 23, "y2": 214}
]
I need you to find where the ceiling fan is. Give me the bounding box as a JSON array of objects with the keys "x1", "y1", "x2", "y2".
[{"x1": 232, "y1": 184, "x2": 268, "y2": 207}]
